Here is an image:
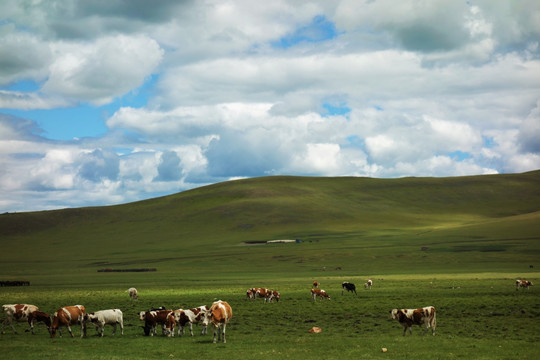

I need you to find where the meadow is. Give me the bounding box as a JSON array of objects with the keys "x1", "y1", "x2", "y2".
[
  {"x1": 1, "y1": 273, "x2": 539, "y2": 360},
  {"x1": 1, "y1": 172, "x2": 539, "y2": 358}
]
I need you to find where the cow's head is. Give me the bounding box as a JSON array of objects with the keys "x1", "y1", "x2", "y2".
[
  {"x1": 173, "y1": 310, "x2": 184, "y2": 322},
  {"x1": 201, "y1": 309, "x2": 212, "y2": 327},
  {"x1": 390, "y1": 309, "x2": 399, "y2": 319},
  {"x1": 84, "y1": 313, "x2": 99, "y2": 323},
  {"x1": 139, "y1": 311, "x2": 147, "y2": 321}
]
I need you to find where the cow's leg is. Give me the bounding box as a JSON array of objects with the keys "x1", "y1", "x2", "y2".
[
  {"x1": 221, "y1": 323, "x2": 227, "y2": 343},
  {"x1": 212, "y1": 325, "x2": 219, "y2": 343},
  {"x1": 120, "y1": 320, "x2": 124, "y2": 336},
  {"x1": 201, "y1": 324, "x2": 207, "y2": 335},
  {"x1": 189, "y1": 322, "x2": 194, "y2": 336},
  {"x1": 66, "y1": 324, "x2": 74, "y2": 337}
]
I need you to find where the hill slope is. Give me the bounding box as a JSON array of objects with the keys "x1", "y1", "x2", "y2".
[{"x1": 1, "y1": 171, "x2": 539, "y2": 281}]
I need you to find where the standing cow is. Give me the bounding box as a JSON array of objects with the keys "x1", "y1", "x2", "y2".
[
  {"x1": 311, "y1": 288, "x2": 330, "y2": 301},
  {"x1": 174, "y1": 305, "x2": 209, "y2": 336},
  {"x1": 50, "y1": 305, "x2": 86, "y2": 338},
  {"x1": 390, "y1": 306, "x2": 436, "y2": 336},
  {"x1": 127, "y1": 287, "x2": 138, "y2": 300},
  {"x1": 202, "y1": 300, "x2": 232, "y2": 343},
  {"x1": 342, "y1": 282, "x2": 357, "y2": 295},
  {"x1": 2, "y1": 304, "x2": 43, "y2": 334},
  {"x1": 84, "y1": 309, "x2": 123, "y2": 337},
  {"x1": 364, "y1": 279, "x2": 373, "y2": 289},
  {"x1": 141, "y1": 309, "x2": 173, "y2": 336},
  {"x1": 516, "y1": 279, "x2": 533, "y2": 291}
]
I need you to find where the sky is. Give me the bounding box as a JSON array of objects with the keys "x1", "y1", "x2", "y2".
[{"x1": 1, "y1": 0, "x2": 539, "y2": 213}]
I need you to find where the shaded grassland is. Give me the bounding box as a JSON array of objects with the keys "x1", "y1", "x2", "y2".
[{"x1": 1, "y1": 274, "x2": 539, "y2": 360}]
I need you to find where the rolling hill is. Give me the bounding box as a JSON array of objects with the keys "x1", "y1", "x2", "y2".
[{"x1": 1, "y1": 171, "x2": 539, "y2": 283}]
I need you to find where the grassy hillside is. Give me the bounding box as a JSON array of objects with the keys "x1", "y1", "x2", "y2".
[{"x1": 1, "y1": 171, "x2": 539, "y2": 284}]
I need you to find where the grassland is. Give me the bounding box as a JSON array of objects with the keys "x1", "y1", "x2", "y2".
[{"x1": 1, "y1": 171, "x2": 539, "y2": 358}]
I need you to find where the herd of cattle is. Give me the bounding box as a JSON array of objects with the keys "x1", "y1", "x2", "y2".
[{"x1": 1, "y1": 279, "x2": 533, "y2": 342}]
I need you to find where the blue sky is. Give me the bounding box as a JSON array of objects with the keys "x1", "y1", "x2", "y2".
[{"x1": 1, "y1": 0, "x2": 539, "y2": 213}]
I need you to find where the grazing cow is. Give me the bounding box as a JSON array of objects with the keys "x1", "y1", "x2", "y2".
[
  {"x1": 364, "y1": 279, "x2": 373, "y2": 289},
  {"x1": 313, "y1": 281, "x2": 320, "y2": 288},
  {"x1": 2, "y1": 304, "x2": 39, "y2": 334},
  {"x1": 255, "y1": 288, "x2": 274, "y2": 302},
  {"x1": 270, "y1": 290, "x2": 281, "y2": 302},
  {"x1": 84, "y1": 309, "x2": 123, "y2": 337},
  {"x1": 27, "y1": 311, "x2": 52, "y2": 335},
  {"x1": 202, "y1": 300, "x2": 232, "y2": 343},
  {"x1": 390, "y1": 306, "x2": 436, "y2": 336},
  {"x1": 173, "y1": 305, "x2": 210, "y2": 336},
  {"x1": 50, "y1": 305, "x2": 86, "y2": 338},
  {"x1": 311, "y1": 288, "x2": 330, "y2": 301},
  {"x1": 516, "y1": 279, "x2": 533, "y2": 291},
  {"x1": 342, "y1": 282, "x2": 357, "y2": 295},
  {"x1": 141, "y1": 309, "x2": 173, "y2": 336},
  {"x1": 246, "y1": 288, "x2": 258, "y2": 300},
  {"x1": 127, "y1": 287, "x2": 138, "y2": 300}
]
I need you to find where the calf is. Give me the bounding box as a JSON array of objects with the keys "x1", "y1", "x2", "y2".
[
  {"x1": 390, "y1": 306, "x2": 436, "y2": 336},
  {"x1": 51, "y1": 305, "x2": 86, "y2": 338},
  {"x1": 364, "y1": 279, "x2": 373, "y2": 289},
  {"x1": 84, "y1": 309, "x2": 123, "y2": 337},
  {"x1": 202, "y1": 300, "x2": 232, "y2": 343},
  {"x1": 516, "y1": 279, "x2": 533, "y2": 291},
  {"x1": 141, "y1": 309, "x2": 173, "y2": 336},
  {"x1": 342, "y1": 282, "x2": 357, "y2": 295},
  {"x1": 2, "y1": 304, "x2": 39, "y2": 334},
  {"x1": 311, "y1": 288, "x2": 330, "y2": 301},
  {"x1": 27, "y1": 310, "x2": 52, "y2": 335},
  {"x1": 174, "y1": 305, "x2": 209, "y2": 336},
  {"x1": 127, "y1": 287, "x2": 138, "y2": 300}
]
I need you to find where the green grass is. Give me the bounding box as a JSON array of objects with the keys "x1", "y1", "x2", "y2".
[
  {"x1": 1, "y1": 172, "x2": 540, "y2": 358},
  {"x1": 1, "y1": 275, "x2": 539, "y2": 359}
]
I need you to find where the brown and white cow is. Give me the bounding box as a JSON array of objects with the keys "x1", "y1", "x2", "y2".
[
  {"x1": 516, "y1": 279, "x2": 533, "y2": 291},
  {"x1": 255, "y1": 288, "x2": 274, "y2": 302},
  {"x1": 127, "y1": 287, "x2": 138, "y2": 300},
  {"x1": 313, "y1": 281, "x2": 320, "y2": 288},
  {"x1": 84, "y1": 309, "x2": 123, "y2": 337},
  {"x1": 202, "y1": 300, "x2": 232, "y2": 343},
  {"x1": 390, "y1": 306, "x2": 436, "y2": 336},
  {"x1": 141, "y1": 309, "x2": 173, "y2": 336},
  {"x1": 311, "y1": 288, "x2": 330, "y2": 301},
  {"x1": 246, "y1": 288, "x2": 258, "y2": 300},
  {"x1": 173, "y1": 305, "x2": 209, "y2": 336},
  {"x1": 270, "y1": 290, "x2": 280, "y2": 302},
  {"x1": 364, "y1": 279, "x2": 373, "y2": 289},
  {"x1": 50, "y1": 305, "x2": 86, "y2": 338},
  {"x1": 2, "y1": 304, "x2": 41, "y2": 334}
]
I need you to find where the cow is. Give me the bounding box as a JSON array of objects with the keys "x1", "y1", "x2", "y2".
[
  {"x1": 141, "y1": 309, "x2": 173, "y2": 336},
  {"x1": 83, "y1": 309, "x2": 123, "y2": 337},
  {"x1": 342, "y1": 282, "x2": 357, "y2": 295},
  {"x1": 127, "y1": 287, "x2": 138, "y2": 300},
  {"x1": 165, "y1": 312, "x2": 177, "y2": 337},
  {"x1": 173, "y1": 305, "x2": 209, "y2": 336},
  {"x1": 313, "y1": 281, "x2": 320, "y2": 288},
  {"x1": 255, "y1": 288, "x2": 274, "y2": 302},
  {"x1": 246, "y1": 288, "x2": 258, "y2": 300},
  {"x1": 270, "y1": 290, "x2": 280, "y2": 302},
  {"x1": 50, "y1": 305, "x2": 86, "y2": 338},
  {"x1": 364, "y1": 279, "x2": 373, "y2": 289},
  {"x1": 2, "y1": 304, "x2": 40, "y2": 334},
  {"x1": 390, "y1": 306, "x2": 436, "y2": 336},
  {"x1": 516, "y1": 279, "x2": 533, "y2": 291},
  {"x1": 27, "y1": 311, "x2": 52, "y2": 335},
  {"x1": 311, "y1": 288, "x2": 330, "y2": 301},
  {"x1": 202, "y1": 300, "x2": 232, "y2": 343}
]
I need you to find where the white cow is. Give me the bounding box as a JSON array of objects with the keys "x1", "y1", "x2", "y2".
[
  {"x1": 84, "y1": 309, "x2": 123, "y2": 337},
  {"x1": 127, "y1": 287, "x2": 138, "y2": 300},
  {"x1": 364, "y1": 279, "x2": 373, "y2": 289}
]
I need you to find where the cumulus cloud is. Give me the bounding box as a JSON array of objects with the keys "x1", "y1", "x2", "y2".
[{"x1": 1, "y1": 0, "x2": 539, "y2": 212}]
